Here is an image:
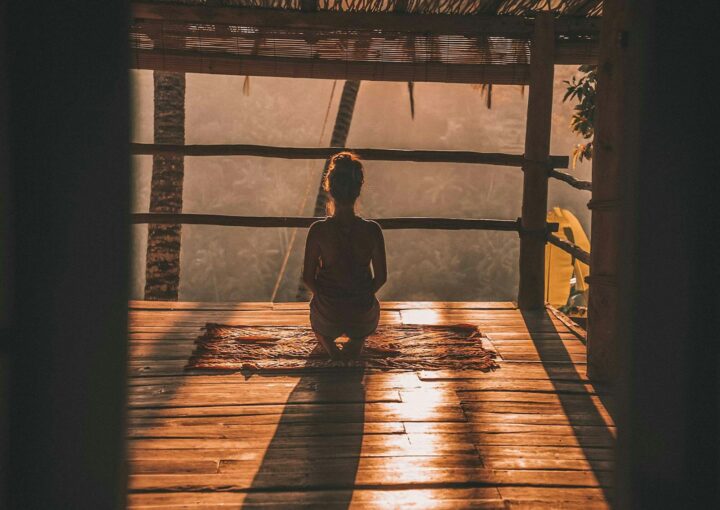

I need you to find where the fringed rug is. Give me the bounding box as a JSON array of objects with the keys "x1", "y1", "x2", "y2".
[{"x1": 186, "y1": 323, "x2": 498, "y2": 372}]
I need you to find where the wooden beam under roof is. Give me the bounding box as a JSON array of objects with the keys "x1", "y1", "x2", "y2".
[{"x1": 131, "y1": 50, "x2": 534, "y2": 85}]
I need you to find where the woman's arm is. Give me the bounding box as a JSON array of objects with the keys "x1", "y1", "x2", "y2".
[
  {"x1": 370, "y1": 223, "x2": 387, "y2": 294},
  {"x1": 302, "y1": 224, "x2": 321, "y2": 296}
]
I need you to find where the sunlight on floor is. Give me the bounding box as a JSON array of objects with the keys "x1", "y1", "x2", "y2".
[{"x1": 400, "y1": 308, "x2": 441, "y2": 325}]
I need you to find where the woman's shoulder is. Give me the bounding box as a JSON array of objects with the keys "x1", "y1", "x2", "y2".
[
  {"x1": 358, "y1": 217, "x2": 381, "y2": 230},
  {"x1": 359, "y1": 218, "x2": 383, "y2": 237},
  {"x1": 308, "y1": 218, "x2": 332, "y2": 238}
]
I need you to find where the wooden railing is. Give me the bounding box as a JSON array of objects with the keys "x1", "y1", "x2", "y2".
[
  {"x1": 131, "y1": 143, "x2": 570, "y2": 169},
  {"x1": 133, "y1": 137, "x2": 592, "y2": 308},
  {"x1": 547, "y1": 232, "x2": 591, "y2": 264},
  {"x1": 549, "y1": 169, "x2": 592, "y2": 191}
]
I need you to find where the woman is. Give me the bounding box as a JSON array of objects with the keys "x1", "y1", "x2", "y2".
[{"x1": 303, "y1": 152, "x2": 387, "y2": 361}]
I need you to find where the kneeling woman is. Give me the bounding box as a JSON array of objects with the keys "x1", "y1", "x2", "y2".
[{"x1": 303, "y1": 152, "x2": 387, "y2": 361}]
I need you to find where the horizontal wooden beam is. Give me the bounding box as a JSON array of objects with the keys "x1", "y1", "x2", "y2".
[
  {"x1": 131, "y1": 213, "x2": 528, "y2": 232},
  {"x1": 547, "y1": 232, "x2": 591, "y2": 264},
  {"x1": 549, "y1": 169, "x2": 592, "y2": 190},
  {"x1": 131, "y1": 50, "x2": 533, "y2": 85},
  {"x1": 131, "y1": 143, "x2": 570, "y2": 169},
  {"x1": 131, "y1": 2, "x2": 600, "y2": 37}
]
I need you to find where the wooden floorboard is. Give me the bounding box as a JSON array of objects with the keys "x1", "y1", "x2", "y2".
[{"x1": 126, "y1": 301, "x2": 613, "y2": 509}]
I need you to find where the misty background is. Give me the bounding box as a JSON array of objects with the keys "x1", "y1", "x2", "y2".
[{"x1": 130, "y1": 66, "x2": 592, "y2": 302}]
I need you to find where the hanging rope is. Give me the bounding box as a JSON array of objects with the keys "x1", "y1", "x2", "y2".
[
  {"x1": 268, "y1": 165, "x2": 315, "y2": 303},
  {"x1": 318, "y1": 80, "x2": 337, "y2": 144}
]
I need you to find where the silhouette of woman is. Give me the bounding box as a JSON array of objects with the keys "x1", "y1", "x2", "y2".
[{"x1": 302, "y1": 152, "x2": 387, "y2": 361}]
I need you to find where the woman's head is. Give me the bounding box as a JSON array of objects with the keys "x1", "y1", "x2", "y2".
[{"x1": 323, "y1": 152, "x2": 364, "y2": 209}]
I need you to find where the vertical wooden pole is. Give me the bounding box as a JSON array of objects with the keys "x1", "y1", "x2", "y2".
[
  {"x1": 586, "y1": 0, "x2": 625, "y2": 384},
  {"x1": 518, "y1": 12, "x2": 555, "y2": 309}
]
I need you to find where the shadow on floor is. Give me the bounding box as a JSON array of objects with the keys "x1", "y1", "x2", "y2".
[
  {"x1": 241, "y1": 365, "x2": 366, "y2": 509},
  {"x1": 521, "y1": 309, "x2": 615, "y2": 503}
]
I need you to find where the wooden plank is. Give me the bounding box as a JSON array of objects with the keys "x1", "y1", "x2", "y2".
[
  {"x1": 403, "y1": 422, "x2": 614, "y2": 436},
  {"x1": 130, "y1": 459, "x2": 218, "y2": 474},
  {"x1": 476, "y1": 445, "x2": 613, "y2": 461},
  {"x1": 463, "y1": 410, "x2": 613, "y2": 428},
  {"x1": 127, "y1": 401, "x2": 468, "y2": 420},
  {"x1": 485, "y1": 457, "x2": 612, "y2": 472},
  {"x1": 127, "y1": 300, "x2": 518, "y2": 311},
  {"x1": 517, "y1": 12, "x2": 555, "y2": 309},
  {"x1": 129, "y1": 300, "x2": 274, "y2": 310},
  {"x1": 128, "y1": 488, "x2": 506, "y2": 509},
  {"x1": 407, "y1": 432, "x2": 613, "y2": 448},
  {"x1": 128, "y1": 467, "x2": 610, "y2": 491},
  {"x1": 126, "y1": 371, "x2": 424, "y2": 388},
  {"x1": 128, "y1": 443, "x2": 476, "y2": 461},
  {"x1": 499, "y1": 487, "x2": 609, "y2": 505},
  {"x1": 418, "y1": 365, "x2": 588, "y2": 381},
  {"x1": 128, "y1": 390, "x2": 402, "y2": 408},
  {"x1": 128, "y1": 421, "x2": 405, "y2": 439},
  {"x1": 128, "y1": 434, "x2": 411, "y2": 450}
]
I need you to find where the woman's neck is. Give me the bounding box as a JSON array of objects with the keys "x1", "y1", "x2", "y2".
[{"x1": 332, "y1": 203, "x2": 356, "y2": 220}]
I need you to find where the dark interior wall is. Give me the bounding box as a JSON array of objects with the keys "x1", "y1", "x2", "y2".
[
  {"x1": 613, "y1": 1, "x2": 719, "y2": 508},
  {"x1": 3, "y1": 2, "x2": 131, "y2": 509},
  {"x1": 0, "y1": 0, "x2": 11, "y2": 506}
]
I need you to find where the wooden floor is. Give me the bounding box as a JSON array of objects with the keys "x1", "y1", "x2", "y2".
[{"x1": 127, "y1": 301, "x2": 614, "y2": 509}]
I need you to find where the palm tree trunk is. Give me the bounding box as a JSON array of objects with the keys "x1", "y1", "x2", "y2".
[
  {"x1": 144, "y1": 71, "x2": 185, "y2": 300},
  {"x1": 312, "y1": 80, "x2": 361, "y2": 217}
]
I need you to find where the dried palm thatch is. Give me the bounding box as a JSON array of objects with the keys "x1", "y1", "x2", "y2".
[
  {"x1": 131, "y1": 1, "x2": 600, "y2": 82},
  {"x1": 153, "y1": 1, "x2": 602, "y2": 16},
  {"x1": 186, "y1": 323, "x2": 499, "y2": 371}
]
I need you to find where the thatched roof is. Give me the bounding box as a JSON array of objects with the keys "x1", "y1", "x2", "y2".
[
  {"x1": 130, "y1": 1, "x2": 601, "y2": 83},
  {"x1": 143, "y1": 1, "x2": 602, "y2": 16}
]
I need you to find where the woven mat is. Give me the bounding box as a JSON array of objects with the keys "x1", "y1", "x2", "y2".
[{"x1": 186, "y1": 323, "x2": 498, "y2": 372}]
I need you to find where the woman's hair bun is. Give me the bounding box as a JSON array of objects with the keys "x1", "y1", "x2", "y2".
[{"x1": 323, "y1": 152, "x2": 364, "y2": 206}]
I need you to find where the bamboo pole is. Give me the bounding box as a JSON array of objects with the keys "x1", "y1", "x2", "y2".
[
  {"x1": 518, "y1": 12, "x2": 555, "y2": 309},
  {"x1": 131, "y1": 143, "x2": 570, "y2": 169},
  {"x1": 547, "y1": 233, "x2": 591, "y2": 265},
  {"x1": 130, "y1": 213, "x2": 523, "y2": 231},
  {"x1": 549, "y1": 169, "x2": 593, "y2": 191}
]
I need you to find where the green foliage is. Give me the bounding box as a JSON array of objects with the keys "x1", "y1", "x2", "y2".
[{"x1": 563, "y1": 64, "x2": 596, "y2": 167}]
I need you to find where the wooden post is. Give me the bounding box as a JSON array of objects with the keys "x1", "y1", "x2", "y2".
[
  {"x1": 518, "y1": 12, "x2": 555, "y2": 310},
  {"x1": 585, "y1": 0, "x2": 625, "y2": 385}
]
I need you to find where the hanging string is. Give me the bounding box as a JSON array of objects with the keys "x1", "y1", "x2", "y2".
[
  {"x1": 318, "y1": 80, "x2": 337, "y2": 144},
  {"x1": 268, "y1": 165, "x2": 315, "y2": 304}
]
